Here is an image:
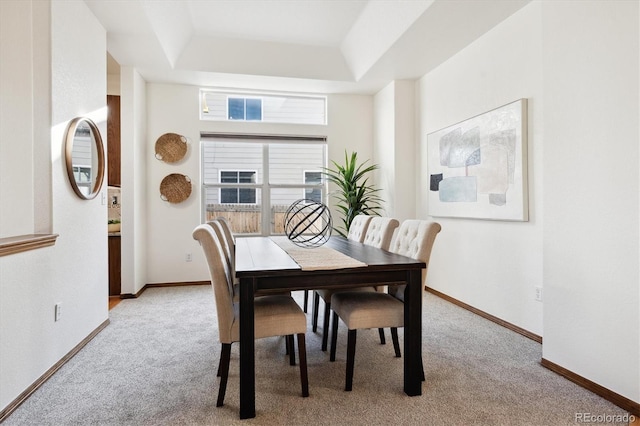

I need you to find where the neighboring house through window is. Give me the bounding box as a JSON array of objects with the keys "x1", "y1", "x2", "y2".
[
  {"x1": 228, "y1": 97, "x2": 262, "y2": 121},
  {"x1": 220, "y1": 170, "x2": 257, "y2": 203}
]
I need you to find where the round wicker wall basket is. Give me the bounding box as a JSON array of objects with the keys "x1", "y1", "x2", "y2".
[
  {"x1": 160, "y1": 173, "x2": 192, "y2": 204},
  {"x1": 155, "y1": 133, "x2": 188, "y2": 163}
]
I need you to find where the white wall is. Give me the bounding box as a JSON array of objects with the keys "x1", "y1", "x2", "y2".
[
  {"x1": 418, "y1": 0, "x2": 639, "y2": 405},
  {"x1": 0, "y1": 1, "x2": 36, "y2": 237},
  {"x1": 541, "y1": 0, "x2": 639, "y2": 404},
  {"x1": 418, "y1": 2, "x2": 544, "y2": 336},
  {"x1": 144, "y1": 84, "x2": 373, "y2": 284},
  {"x1": 120, "y1": 67, "x2": 148, "y2": 295},
  {"x1": 373, "y1": 82, "x2": 396, "y2": 217},
  {"x1": 0, "y1": 0, "x2": 108, "y2": 411},
  {"x1": 374, "y1": 80, "x2": 417, "y2": 221}
]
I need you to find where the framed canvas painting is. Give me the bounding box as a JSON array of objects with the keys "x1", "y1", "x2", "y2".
[{"x1": 427, "y1": 99, "x2": 528, "y2": 221}]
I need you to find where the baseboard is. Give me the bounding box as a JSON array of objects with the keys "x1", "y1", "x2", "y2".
[
  {"x1": 120, "y1": 280, "x2": 209, "y2": 299},
  {"x1": 541, "y1": 358, "x2": 640, "y2": 417},
  {"x1": 146, "y1": 280, "x2": 210, "y2": 288},
  {"x1": 423, "y1": 286, "x2": 639, "y2": 417},
  {"x1": 425, "y1": 286, "x2": 542, "y2": 343},
  {"x1": 0, "y1": 319, "x2": 110, "y2": 422}
]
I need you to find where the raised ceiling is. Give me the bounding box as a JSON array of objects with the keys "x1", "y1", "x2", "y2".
[{"x1": 87, "y1": 0, "x2": 530, "y2": 94}]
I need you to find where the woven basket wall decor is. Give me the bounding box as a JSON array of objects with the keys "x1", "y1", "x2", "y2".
[
  {"x1": 155, "y1": 133, "x2": 188, "y2": 163},
  {"x1": 160, "y1": 173, "x2": 192, "y2": 203}
]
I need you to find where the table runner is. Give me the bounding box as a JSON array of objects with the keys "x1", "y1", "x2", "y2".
[{"x1": 270, "y1": 236, "x2": 367, "y2": 271}]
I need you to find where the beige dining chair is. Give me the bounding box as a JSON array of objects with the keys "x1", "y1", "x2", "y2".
[
  {"x1": 215, "y1": 216, "x2": 235, "y2": 252},
  {"x1": 209, "y1": 219, "x2": 292, "y2": 305},
  {"x1": 207, "y1": 220, "x2": 240, "y2": 302},
  {"x1": 312, "y1": 215, "x2": 398, "y2": 351},
  {"x1": 359, "y1": 216, "x2": 400, "y2": 344},
  {"x1": 362, "y1": 216, "x2": 399, "y2": 250},
  {"x1": 347, "y1": 214, "x2": 372, "y2": 243},
  {"x1": 193, "y1": 224, "x2": 309, "y2": 406},
  {"x1": 306, "y1": 214, "x2": 371, "y2": 314},
  {"x1": 329, "y1": 219, "x2": 441, "y2": 391}
]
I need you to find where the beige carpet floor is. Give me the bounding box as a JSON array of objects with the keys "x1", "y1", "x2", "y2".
[{"x1": 3, "y1": 285, "x2": 631, "y2": 425}]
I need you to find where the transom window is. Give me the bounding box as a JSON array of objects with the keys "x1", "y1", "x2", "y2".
[{"x1": 200, "y1": 89, "x2": 327, "y2": 125}]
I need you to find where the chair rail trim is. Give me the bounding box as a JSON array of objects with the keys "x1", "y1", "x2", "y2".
[{"x1": 0, "y1": 234, "x2": 58, "y2": 257}]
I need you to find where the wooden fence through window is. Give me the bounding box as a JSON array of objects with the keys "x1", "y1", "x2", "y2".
[{"x1": 206, "y1": 204, "x2": 289, "y2": 234}]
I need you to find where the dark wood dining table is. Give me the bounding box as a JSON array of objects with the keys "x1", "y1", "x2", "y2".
[{"x1": 235, "y1": 235, "x2": 426, "y2": 419}]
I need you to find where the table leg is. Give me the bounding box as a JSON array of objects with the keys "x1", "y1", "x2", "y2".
[
  {"x1": 404, "y1": 269, "x2": 422, "y2": 396},
  {"x1": 239, "y1": 277, "x2": 256, "y2": 419}
]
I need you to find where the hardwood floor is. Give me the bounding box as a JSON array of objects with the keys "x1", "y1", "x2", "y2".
[{"x1": 108, "y1": 297, "x2": 121, "y2": 310}]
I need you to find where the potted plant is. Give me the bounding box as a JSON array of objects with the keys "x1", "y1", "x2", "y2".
[
  {"x1": 108, "y1": 219, "x2": 121, "y2": 233},
  {"x1": 322, "y1": 151, "x2": 383, "y2": 238}
]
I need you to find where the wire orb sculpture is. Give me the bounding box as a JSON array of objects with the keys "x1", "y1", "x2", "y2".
[{"x1": 284, "y1": 199, "x2": 332, "y2": 248}]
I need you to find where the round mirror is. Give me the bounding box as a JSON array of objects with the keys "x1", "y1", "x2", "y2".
[{"x1": 64, "y1": 117, "x2": 105, "y2": 200}]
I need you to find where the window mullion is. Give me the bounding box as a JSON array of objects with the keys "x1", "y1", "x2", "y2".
[{"x1": 261, "y1": 144, "x2": 270, "y2": 236}]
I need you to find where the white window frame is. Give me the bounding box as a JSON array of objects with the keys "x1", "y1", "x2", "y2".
[{"x1": 201, "y1": 134, "x2": 328, "y2": 235}]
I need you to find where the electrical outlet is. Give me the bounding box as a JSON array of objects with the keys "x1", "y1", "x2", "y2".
[
  {"x1": 535, "y1": 287, "x2": 543, "y2": 302},
  {"x1": 185, "y1": 253, "x2": 192, "y2": 262},
  {"x1": 55, "y1": 303, "x2": 62, "y2": 321}
]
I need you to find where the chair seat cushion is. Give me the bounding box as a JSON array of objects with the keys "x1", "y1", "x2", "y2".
[
  {"x1": 331, "y1": 291, "x2": 404, "y2": 330},
  {"x1": 231, "y1": 295, "x2": 306, "y2": 341},
  {"x1": 316, "y1": 286, "x2": 374, "y2": 302}
]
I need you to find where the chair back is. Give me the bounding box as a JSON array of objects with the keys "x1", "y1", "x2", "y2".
[
  {"x1": 347, "y1": 214, "x2": 372, "y2": 243},
  {"x1": 207, "y1": 220, "x2": 236, "y2": 289},
  {"x1": 193, "y1": 224, "x2": 235, "y2": 343},
  {"x1": 215, "y1": 216, "x2": 235, "y2": 248},
  {"x1": 363, "y1": 217, "x2": 399, "y2": 250},
  {"x1": 388, "y1": 220, "x2": 441, "y2": 300}
]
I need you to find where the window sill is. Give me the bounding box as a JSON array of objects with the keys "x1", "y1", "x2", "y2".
[{"x1": 0, "y1": 234, "x2": 59, "y2": 257}]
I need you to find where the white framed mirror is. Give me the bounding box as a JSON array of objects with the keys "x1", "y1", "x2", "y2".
[{"x1": 64, "y1": 117, "x2": 105, "y2": 200}]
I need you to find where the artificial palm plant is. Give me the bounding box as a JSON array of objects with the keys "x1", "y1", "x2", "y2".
[{"x1": 323, "y1": 151, "x2": 383, "y2": 237}]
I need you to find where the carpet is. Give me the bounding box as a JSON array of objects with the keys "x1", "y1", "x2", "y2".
[{"x1": 3, "y1": 286, "x2": 630, "y2": 426}]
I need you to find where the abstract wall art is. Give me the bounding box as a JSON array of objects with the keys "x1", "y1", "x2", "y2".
[{"x1": 427, "y1": 99, "x2": 528, "y2": 221}]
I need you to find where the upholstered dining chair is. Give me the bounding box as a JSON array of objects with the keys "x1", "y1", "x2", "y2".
[
  {"x1": 328, "y1": 220, "x2": 441, "y2": 391},
  {"x1": 359, "y1": 216, "x2": 400, "y2": 344},
  {"x1": 346, "y1": 214, "x2": 373, "y2": 243},
  {"x1": 362, "y1": 216, "x2": 399, "y2": 250},
  {"x1": 304, "y1": 214, "x2": 371, "y2": 313},
  {"x1": 192, "y1": 224, "x2": 309, "y2": 406},
  {"x1": 215, "y1": 216, "x2": 235, "y2": 253},
  {"x1": 312, "y1": 216, "x2": 399, "y2": 351},
  {"x1": 210, "y1": 219, "x2": 293, "y2": 305},
  {"x1": 207, "y1": 220, "x2": 239, "y2": 299}
]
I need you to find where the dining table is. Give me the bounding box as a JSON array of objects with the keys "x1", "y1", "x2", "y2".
[{"x1": 234, "y1": 235, "x2": 426, "y2": 419}]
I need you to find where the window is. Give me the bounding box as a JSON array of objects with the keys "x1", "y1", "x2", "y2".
[
  {"x1": 201, "y1": 134, "x2": 327, "y2": 235},
  {"x1": 304, "y1": 171, "x2": 322, "y2": 203},
  {"x1": 72, "y1": 166, "x2": 92, "y2": 196},
  {"x1": 228, "y1": 97, "x2": 262, "y2": 121},
  {"x1": 220, "y1": 171, "x2": 257, "y2": 203},
  {"x1": 201, "y1": 89, "x2": 327, "y2": 125}
]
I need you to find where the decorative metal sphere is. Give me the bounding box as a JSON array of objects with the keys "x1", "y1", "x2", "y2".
[{"x1": 284, "y1": 199, "x2": 332, "y2": 248}]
